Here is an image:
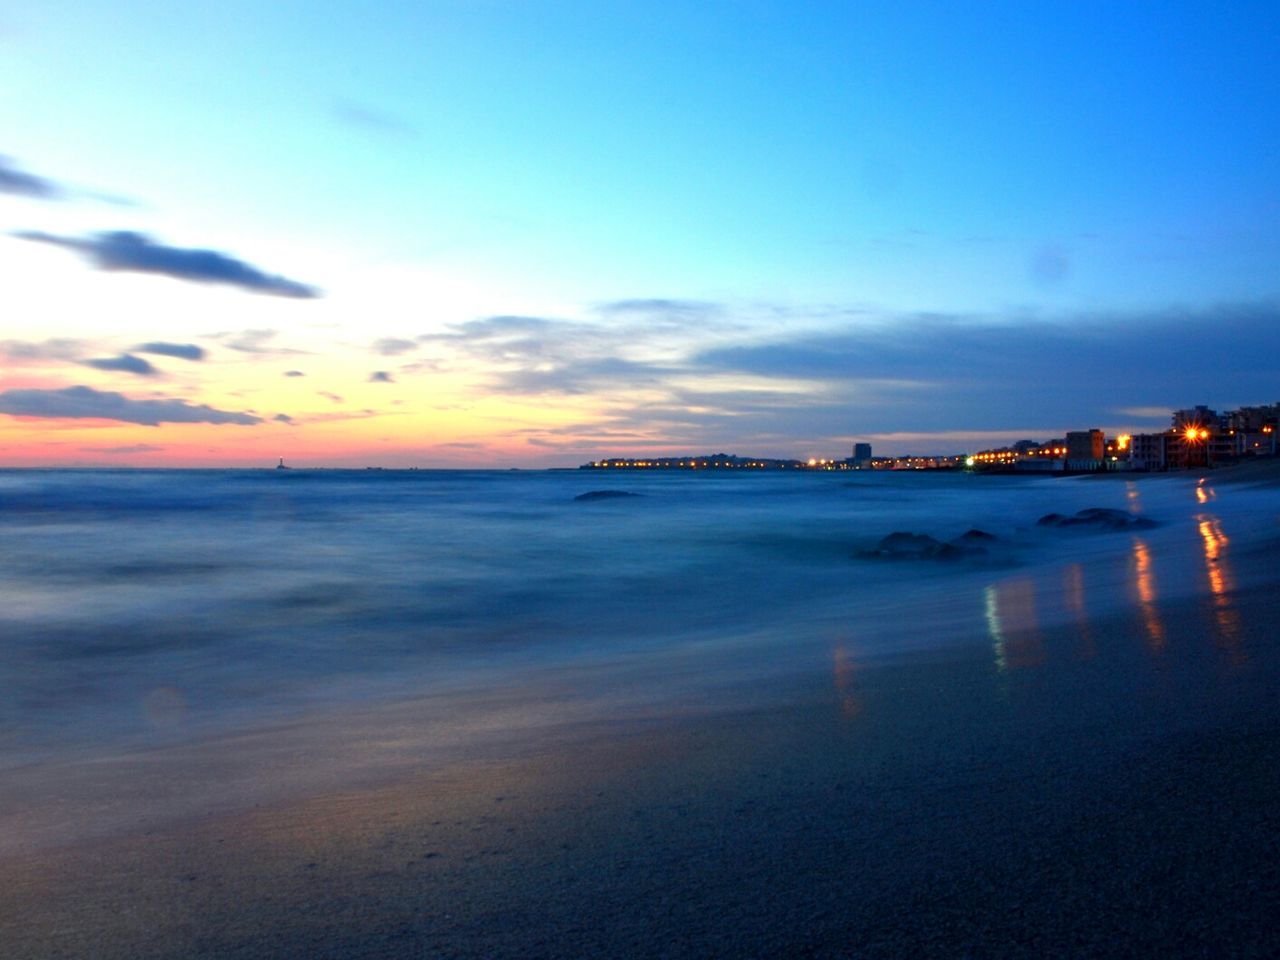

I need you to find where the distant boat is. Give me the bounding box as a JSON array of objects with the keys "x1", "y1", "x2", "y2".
[{"x1": 276, "y1": 457, "x2": 290, "y2": 470}]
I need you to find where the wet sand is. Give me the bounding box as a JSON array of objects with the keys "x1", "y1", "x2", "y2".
[{"x1": 3, "y1": 575, "x2": 1279, "y2": 959}]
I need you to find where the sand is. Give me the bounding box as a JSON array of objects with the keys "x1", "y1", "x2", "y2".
[{"x1": 3, "y1": 576, "x2": 1279, "y2": 959}]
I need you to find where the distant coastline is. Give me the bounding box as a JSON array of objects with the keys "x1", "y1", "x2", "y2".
[{"x1": 582, "y1": 399, "x2": 1279, "y2": 474}]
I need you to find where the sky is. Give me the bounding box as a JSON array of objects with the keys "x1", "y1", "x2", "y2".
[{"x1": 1, "y1": 1, "x2": 1278, "y2": 467}]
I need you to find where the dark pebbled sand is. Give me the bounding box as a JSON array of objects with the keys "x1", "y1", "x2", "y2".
[{"x1": 3, "y1": 586, "x2": 1279, "y2": 958}]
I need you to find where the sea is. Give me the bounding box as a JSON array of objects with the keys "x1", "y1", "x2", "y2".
[{"x1": 2, "y1": 466, "x2": 1276, "y2": 770}]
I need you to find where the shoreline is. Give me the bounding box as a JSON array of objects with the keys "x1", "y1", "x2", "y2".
[{"x1": 3, "y1": 576, "x2": 1279, "y2": 957}]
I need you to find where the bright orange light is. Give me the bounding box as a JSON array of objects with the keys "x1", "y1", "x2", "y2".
[
  {"x1": 1117, "y1": 434, "x2": 1131, "y2": 450},
  {"x1": 1185, "y1": 426, "x2": 1201, "y2": 442}
]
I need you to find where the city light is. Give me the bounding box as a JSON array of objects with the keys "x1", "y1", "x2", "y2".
[{"x1": 583, "y1": 402, "x2": 1274, "y2": 474}]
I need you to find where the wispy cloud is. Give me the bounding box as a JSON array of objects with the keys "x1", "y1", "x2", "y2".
[
  {"x1": 394, "y1": 298, "x2": 1280, "y2": 459},
  {"x1": 214, "y1": 329, "x2": 307, "y2": 355},
  {"x1": 419, "y1": 310, "x2": 720, "y2": 394},
  {"x1": 595, "y1": 298, "x2": 720, "y2": 321},
  {"x1": 1, "y1": 337, "x2": 86, "y2": 361},
  {"x1": 1116, "y1": 406, "x2": 1176, "y2": 421},
  {"x1": 0, "y1": 154, "x2": 64, "y2": 199},
  {"x1": 368, "y1": 370, "x2": 394, "y2": 383},
  {"x1": 331, "y1": 101, "x2": 417, "y2": 138},
  {"x1": 284, "y1": 369, "x2": 306, "y2": 377},
  {"x1": 0, "y1": 154, "x2": 135, "y2": 205},
  {"x1": 136, "y1": 341, "x2": 205, "y2": 361},
  {"x1": 420, "y1": 315, "x2": 596, "y2": 360},
  {"x1": 684, "y1": 301, "x2": 1280, "y2": 441},
  {"x1": 695, "y1": 304, "x2": 1280, "y2": 401},
  {"x1": 83, "y1": 353, "x2": 157, "y2": 376},
  {"x1": 15, "y1": 230, "x2": 321, "y2": 298},
  {"x1": 372, "y1": 337, "x2": 417, "y2": 356},
  {"x1": 500, "y1": 357, "x2": 675, "y2": 395},
  {"x1": 477, "y1": 299, "x2": 1280, "y2": 458},
  {"x1": 301, "y1": 408, "x2": 383, "y2": 424},
  {"x1": 0, "y1": 385, "x2": 262, "y2": 426},
  {"x1": 79, "y1": 444, "x2": 165, "y2": 454}
]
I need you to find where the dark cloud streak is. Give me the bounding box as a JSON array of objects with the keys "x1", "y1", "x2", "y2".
[
  {"x1": 372, "y1": 337, "x2": 417, "y2": 356},
  {"x1": 136, "y1": 341, "x2": 205, "y2": 361},
  {"x1": 0, "y1": 155, "x2": 64, "y2": 199},
  {"x1": 80, "y1": 444, "x2": 165, "y2": 454},
  {"x1": 499, "y1": 357, "x2": 674, "y2": 395},
  {"x1": 15, "y1": 230, "x2": 320, "y2": 298},
  {"x1": 214, "y1": 329, "x2": 306, "y2": 355},
  {"x1": 1, "y1": 338, "x2": 86, "y2": 360},
  {"x1": 83, "y1": 353, "x2": 157, "y2": 376},
  {"x1": 0, "y1": 386, "x2": 262, "y2": 426},
  {"x1": 685, "y1": 302, "x2": 1280, "y2": 441}
]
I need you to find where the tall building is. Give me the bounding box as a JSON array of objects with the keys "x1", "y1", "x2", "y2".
[
  {"x1": 1172, "y1": 405, "x2": 1222, "y2": 432},
  {"x1": 1065, "y1": 429, "x2": 1105, "y2": 469},
  {"x1": 852, "y1": 443, "x2": 872, "y2": 467}
]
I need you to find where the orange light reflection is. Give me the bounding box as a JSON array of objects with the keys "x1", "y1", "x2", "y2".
[
  {"x1": 1130, "y1": 538, "x2": 1165, "y2": 651},
  {"x1": 831, "y1": 645, "x2": 863, "y2": 718},
  {"x1": 1197, "y1": 516, "x2": 1242, "y2": 653}
]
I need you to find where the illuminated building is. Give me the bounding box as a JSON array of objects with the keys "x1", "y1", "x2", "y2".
[
  {"x1": 1065, "y1": 429, "x2": 1106, "y2": 470},
  {"x1": 583, "y1": 401, "x2": 1277, "y2": 474},
  {"x1": 1226, "y1": 403, "x2": 1280, "y2": 457}
]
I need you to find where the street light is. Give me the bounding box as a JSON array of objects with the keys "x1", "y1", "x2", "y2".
[{"x1": 1183, "y1": 425, "x2": 1210, "y2": 467}]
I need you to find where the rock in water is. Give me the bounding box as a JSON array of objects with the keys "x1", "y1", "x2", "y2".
[
  {"x1": 573, "y1": 490, "x2": 641, "y2": 502},
  {"x1": 863, "y1": 529, "x2": 996, "y2": 560},
  {"x1": 1037, "y1": 508, "x2": 1155, "y2": 531},
  {"x1": 875, "y1": 532, "x2": 945, "y2": 556}
]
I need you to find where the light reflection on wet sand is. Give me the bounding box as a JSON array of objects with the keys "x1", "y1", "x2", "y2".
[
  {"x1": 1062, "y1": 563, "x2": 1097, "y2": 661},
  {"x1": 1130, "y1": 538, "x2": 1166, "y2": 651},
  {"x1": 831, "y1": 644, "x2": 863, "y2": 718},
  {"x1": 1125, "y1": 480, "x2": 1142, "y2": 508},
  {"x1": 1197, "y1": 513, "x2": 1242, "y2": 656},
  {"x1": 986, "y1": 578, "x2": 1044, "y2": 672},
  {"x1": 986, "y1": 511, "x2": 1250, "y2": 673}
]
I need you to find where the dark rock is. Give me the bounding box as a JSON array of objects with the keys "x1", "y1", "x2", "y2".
[
  {"x1": 573, "y1": 490, "x2": 641, "y2": 502},
  {"x1": 1036, "y1": 513, "x2": 1068, "y2": 527},
  {"x1": 955, "y1": 528, "x2": 997, "y2": 542},
  {"x1": 1037, "y1": 507, "x2": 1155, "y2": 531},
  {"x1": 876, "y1": 532, "x2": 944, "y2": 556},
  {"x1": 864, "y1": 531, "x2": 984, "y2": 560}
]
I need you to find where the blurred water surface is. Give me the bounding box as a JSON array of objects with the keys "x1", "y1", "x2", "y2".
[{"x1": 2, "y1": 467, "x2": 1274, "y2": 762}]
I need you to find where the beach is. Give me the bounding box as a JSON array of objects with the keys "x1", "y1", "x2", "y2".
[{"x1": 2, "y1": 465, "x2": 1278, "y2": 957}]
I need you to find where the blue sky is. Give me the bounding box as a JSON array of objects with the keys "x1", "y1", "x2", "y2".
[{"x1": 1, "y1": 1, "x2": 1277, "y2": 465}]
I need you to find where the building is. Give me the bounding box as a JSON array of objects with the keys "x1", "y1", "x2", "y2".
[
  {"x1": 1129, "y1": 432, "x2": 1173, "y2": 470},
  {"x1": 851, "y1": 443, "x2": 872, "y2": 468},
  {"x1": 1129, "y1": 427, "x2": 1234, "y2": 470},
  {"x1": 1227, "y1": 403, "x2": 1279, "y2": 458},
  {"x1": 1172, "y1": 406, "x2": 1223, "y2": 433},
  {"x1": 1065, "y1": 429, "x2": 1105, "y2": 471}
]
